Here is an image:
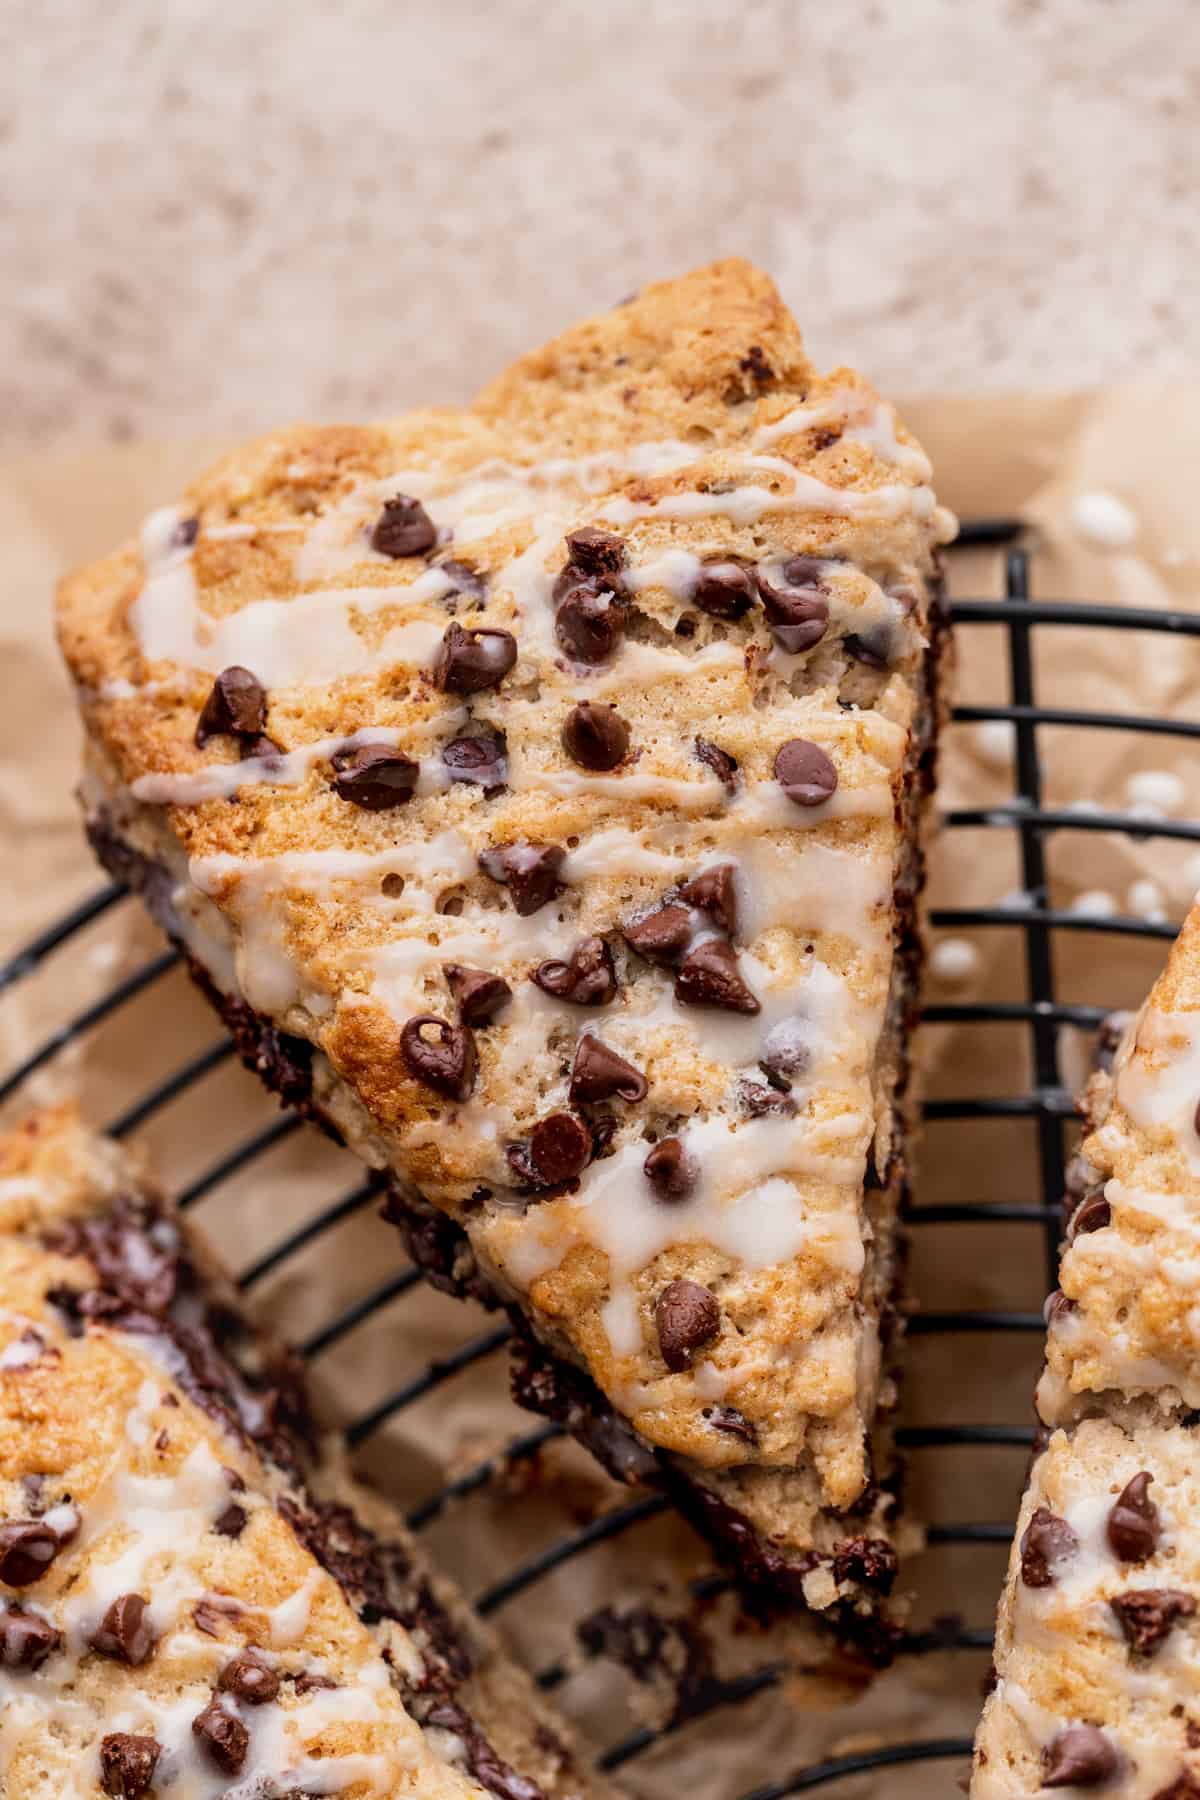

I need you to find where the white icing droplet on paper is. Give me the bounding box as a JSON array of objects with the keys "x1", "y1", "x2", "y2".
[
  {"x1": 1127, "y1": 879, "x2": 1168, "y2": 922},
  {"x1": 1124, "y1": 769, "x2": 1185, "y2": 816},
  {"x1": 930, "y1": 938, "x2": 980, "y2": 983},
  {"x1": 971, "y1": 720, "x2": 1015, "y2": 769},
  {"x1": 1070, "y1": 890, "x2": 1117, "y2": 918},
  {"x1": 1069, "y1": 490, "x2": 1138, "y2": 550}
]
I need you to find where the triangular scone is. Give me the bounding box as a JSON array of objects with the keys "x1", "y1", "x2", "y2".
[
  {"x1": 972, "y1": 904, "x2": 1200, "y2": 1796},
  {"x1": 0, "y1": 1107, "x2": 610, "y2": 1800},
  {"x1": 58, "y1": 260, "x2": 955, "y2": 1650}
]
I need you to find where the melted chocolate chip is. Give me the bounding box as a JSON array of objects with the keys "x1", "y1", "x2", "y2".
[
  {"x1": 561, "y1": 702, "x2": 630, "y2": 771},
  {"x1": 656, "y1": 1280, "x2": 720, "y2": 1372},
  {"x1": 677, "y1": 864, "x2": 738, "y2": 935},
  {"x1": 439, "y1": 558, "x2": 488, "y2": 599},
  {"x1": 554, "y1": 581, "x2": 625, "y2": 663},
  {"x1": 330, "y1": 743, "x2": 419, "y2": 810},
  {"x1": 442, "y1": 731, "x2": 508, "y2": 794},
  {"x1": 643, "y1": 1137, "x2": 696, "y2": 1202},
  {"x1": 400, "y1": 1015, "x2": 477, "y2": 1102},
  {"x1": 755, "y1": 569, "x2": 830, "y2": 653},
  {"x1": 478, "y1": 843, "x2": 566, "y2": 916},
  {"x1": 705, "y1": 1405, "x2": 757, "y2": 1446},
  {"x1": 0, "y1": 1603, "x2": 61, "y2": 1668},
  {"x1": 693, "y1": 738, "x2": 738, "y2": 791},
  {"x1": 564, "y1": 528, "x2": 626, "y2": 578},
  {"x1": 293, "y1": 1669, "x2": 339, "y2": 1696},
  {"x1": 570, "y1": 1035, "x2": 648, "y2": 1105},
  {"x1": 430, "y1": 622, "x2": 518, "y2": 694},
  {"x1": 1110, "y1": 1588, "x2": 1196, "y2": 1656},
  {"x1": 1070, "y1": 1192, "x2": 1112, "y2": 1237},
  {"x1": 1108, "y1": 1471, "x2": 1160, "y2": 1562},
  {"x1": 832, "y1": 1537, "x2": 900, "y2": 1594},
  {"x1": 99, "y1": 1733, "x2": 161, "y2": 1799},
  {"x1": 692, "y1": 559, "x2": 756, "y2": 619},
  {"x1": 239, "y1": 733, "x2": 282, "y2": 762},
  {"x1": 443, "y1": 963, "x2": 512, "y2": 1026},
  {"x1": 219, "y1": 1647, "x2": 281, "y2": 1704},
  {"x1": 844, "y1": 628, "x2": 891, "y2": 669},
  {"x1": 622, "y1": 904, "x2": 693, "y2": 967},
  {"x1": 526, "y1": 1113, "x2": 592, "y2": 1187},
  {"x1": 532, "y1": 937, "x2": 617, "y2": 1006},
  {"x1": 774, "y1": 738, "x2": 838, "y2": 807},
  {"x1": 1020, "y1": 1507, "x2": 1079, "y2": 1588},
  {"x1": 675, "y1": 939, "x2": 760, "y2": 1014},
  {"x1": 90, "y1": 1593, "x2": 156, "y2": 1666},
  {"x1": 192, "y1": 1697, "x2": 249, "y2": 1776},
  {"x1": 1042, "y1": 1724, "x2": 1120, "y2": 1789},
  {"x1": 212, "y1": 1502, "x2": 247, "y2": 1540},
  {"x1": 0, "y1": 1520, "x2": 61, "y2": 1587},
  {"x1": 194, "y1": 666, "x2": 268, "y2": 747},
  {"x1": 739, "y1": 1080, "x2": 797, "y2": 1118},
  {"x1": 370, "y1": 494, "x2": 437, "y2": 559}
]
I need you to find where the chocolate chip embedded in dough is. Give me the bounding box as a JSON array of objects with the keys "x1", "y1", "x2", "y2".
[
  {"x1": 400, "y1": 1015, "x2": 477, "y2": 1102},
  {"x1": 370, "y1": 494, "x2": 437, "y2": 559},
  {"x1": 438, "y1": 558, "x2": 488, "y2": 599},
  {"x1": 0, "y1": 1520, "x2": 62, "y2": 1588},
  {"x1": 675, "y1": 939, "x2": 761, "y2": 1015},
  {"x1": 739, "y1": 1080, "x2": 797, "y2": 1118},
  {"x1": 192, "y1": 1698, "x2": 249, "y2": 1776},
  {"x1": 212, "y1": 1502, "x2": 247, "y2": 1540},
  {"x1": 655, "y1": 1279, "x2": 720, "y2": 1372},
  {"x1": 564, "y1": 528, "x2": 627, "y2": 579},
  {"x1": 622, "y1": 903, "x2": 693, "y2": 968},
  {"x1": 643, "y1": 1137, "x2": 696, "y2": 1202},
  {"x1": 194, "y1": 666, "x2": 268, "y2": 747},
  {"x1": 331, "y1": 743, "x2": 419, "y2": 810},
  {"x1": 1069, "y1": 1192, "x2": 1112, "y2": 1237},
  {"x1": 89, "y1": 1592, "x2": 156, "y2": 1666},
  {"x1": 1110, "y1": 1588, "x2": 1196, "y2": 1656},
  {"x1": 0, "y1": 1603, "x2": 61, "y2": 1668},
  {"x1": 441, "y1": 731, "x2": 508, "y2": 794},
  {"x1": 532, "y1": 937, "x2": 617, "y2": 1007},
  {"x1": 693, "y1": 738, "x2": 739, "y2": 791},
  {"x1": 831, "y1": 1536, "x2": 900, "y2": 1593},
  {"x1": 562, "y1": 702, "x2": 630, "y2": 771},
  {"x1": 443, "y1": 963, "x2": 512, "y2": 1027},
  {"x1": 704, "y1": 1404, "x2": 758, "y2": 1446},
  {"x1": 569, "y1": 1036, "x2": 648, "y2": 1105},
  {"x1": 554, "y1": 581, "x2": 626, "y2": 663},
  {"x1": 1041, "y1": 1724, "x2": 1120, "y2": 1789},
  {"x1": 677, "y1": 864, "x2": 738, "y2": 935},
  {"x1": 430, "y1": 622, "x2": 518, "y2": 695},
  {"x1": 526, "y1": 1113, "x2": 592, "y2": 1186},
  {"x1": 692, "y1": 559, "x2": 757, "y2": 620},
  {"x1": 218, "y1": 1647, "x2": 281, "y2": 1705},
  {"x1": 1019, "y1": 1507, "x2": 1079, "y2": 1588},
  {"x1": 1108, "y1": 1471, "x2": 1160, "y2": 1563},
  {"x1": 478, "y1": 843, "x2": 566, "y2": 916},
  {"x1": 844, "y1": 627, "x2": 892, "y2": 669},
  {"x1": 774, "y1": 737, "x2": 838, "y2": 807},
  {"x1": 99, "y1": 1732, "x2": 162, "y2": 1799},
  {"x1": 755, "y1": 566, "x2": 830, "y2": 653}
]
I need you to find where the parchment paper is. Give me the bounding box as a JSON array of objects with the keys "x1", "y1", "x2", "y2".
[{"x1": 3, "y1": 388, "x2": 1199, "y2": 1796}]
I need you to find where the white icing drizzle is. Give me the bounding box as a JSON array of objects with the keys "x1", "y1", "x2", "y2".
[
  {"x1": 132, "y1": 726, "x2": 402, "y2": 806},
  {"x1": 1116, "y1": 1007, "x2": 1200, "y2": 1178}
]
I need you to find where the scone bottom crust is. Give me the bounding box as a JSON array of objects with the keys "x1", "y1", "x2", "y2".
[{"x1": 58, "y1": 259, "x2": 955, "y2": 1629}]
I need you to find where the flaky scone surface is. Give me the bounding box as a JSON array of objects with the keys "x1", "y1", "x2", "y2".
[{"x1": 58, "y1": 262, "x2": 953, "y2": 1579}]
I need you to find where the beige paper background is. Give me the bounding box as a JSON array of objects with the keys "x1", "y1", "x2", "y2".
[{"x1": 2, "y1": 391, "x2": 1199, "y2": 1795}]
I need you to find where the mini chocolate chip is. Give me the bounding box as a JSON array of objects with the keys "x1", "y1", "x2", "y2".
[
  {"x1": 705, "y1": 1404, "x2": 757, "y2": 1446},
  {"x1": 1111, "y1": 1588, "x2": 1196, "y2": 1656},
  {"x1": 478, "y1": 843, "x2": 566, "y2": 916},
  {"x1": 100, "y1": 1733, "x2": 161, "y2": 1799},
  {"x1": 738, "y1": 345, "x2": 774, "y2": 388},
  {"x1": 677, "y1": 864, "x2": 738, "y2": 935},
  {"x1": 782, "y1": 555, "x2": 825, "y2": 586},
  {"x1": 0, "y1": 1603, "x2": 61, "y2": 1667},
  {"x1": 844, "y1": 628, "x2": 891, "y2": 669},
  {"x1": 692, "y1": 559, "x2": 756, "y2": 619},
  {"x1": 570, "y1": 1035, "x2": 648, "y2": 1105},
  {"x1": 212, "y1": 1503, "x2": 247, "y2": 1540},
  {"x1": 527, "y1": 1113, "x2": 592, "y2": 1186},
  {"x1": 555, "y1": 581, "x2": 625, "y2": 663},
  {"x1": 174, "y1": 515, "x2": 200, "y2": 549},
  {"x1": 774, "y1": 738, "x2": 838, "y2": 807},
  {"x1": 195, "y1": 666, "x2": 268, "y2": 747},
  {"x1": 192, "y1": 1698, "x2": 249, "y2": 1776},
  {"x1": 1108, "y1": 1471, "x2": 1160, "y2": 1562},
  {"x1": 0, "y1": 1520, "x2": 61, "y2": 1587},
  {"x1": 755, "y1": 570, "x2": 830, "y2": 653},
  {"x1": 562, "y1": 702, "x2": 630, "y2": 771},
  {"x1": 760, "y1": 1017, "x2": 812, "y2": 1082},
  {"x1": 239, "y1": 733, "x2": 283, "y2": 762},
  {"x1": 1045, "y1": 1289, "x2": 1075, "y2": 1326},
  {"x1": 1042, "y1": 1724, "x2": 1120, "y2": 1789},
  {"x1": 694, "y1": 738, "x2": 738, "y2": 791},
  {"x1": 219, "y1": 1647, "x2": 281, "y2": 1705},
  {"x1": 565, "y1": 528, "x2": 626, "y2": 578},
  {"x1": 532, "y1": 937, "x2": 617, "y2": 1006},
  {"x1": 371, "y1": 494, "x2": 437, "y2": 559},
  {"x1": 832, "y1": 1536, "x2": 900, "y2": 1593},
  {"x1": 739, "y1": 1080, "x2": 797, "y2": 1118},
  {"x1": 675, "y1": 939, "x2": 760, "y2": 1014},
  {"x1": 443, "y1": 963, "x2": 512, "y2": 1026},
  {"x1": 622, "y1": 904, "x2": 694, "y2": 968},
  {"x1": 1070, "y1": 1193, "x2": 1112, "y2": 1237},
  {"x1": 656, "y1": 1279, "x2": 720, "y2": 1372},
  {"x1": 430, "y1": 622, "x2": 518, "y2": 694},
  {"x1": 643, "y1": 1137, "x2": 696, "y2": 1201},
  {"x1": 90, "y1": 1593, "x2": 156, "y2": 1666},
  {"x1": 1020, "y1": 1507, "x2": 1079, "y2": 1588},
  {"x1": 439, "y1": 558, "x2": 488, "y2": 599},
  {"x1": 441, "y1": 731, "x2": 508, "y2": 794},
  {"x1": 292, "y1": 1669, "x2": 339, "y2": 1695},
  {"x1": 400, "y1": 1015, "x2": 477, "y2": 1102},
  {"x1": 331, "y1": 743, "x2": 419, "y2": 810}
]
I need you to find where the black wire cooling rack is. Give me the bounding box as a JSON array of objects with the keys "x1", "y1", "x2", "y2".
[{"x1": 4, "y1": 517, "x2": 1200, "y2": 1796}]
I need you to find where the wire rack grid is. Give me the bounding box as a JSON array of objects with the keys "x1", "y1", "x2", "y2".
[{"x1": 4, "y1": 517, "x2": 1199, "y2": 1795}]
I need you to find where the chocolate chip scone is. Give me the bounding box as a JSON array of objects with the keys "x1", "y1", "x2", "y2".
[
  {"x1": 57, "y1": 259, "x2": 956, "y2": 1650},
  {"x1": 0, "y1": 1106, "x2": 609, "y2": 1800},
  {"x1": 972, "y1": 907, "x2": 1200, "y2": 1796}
]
